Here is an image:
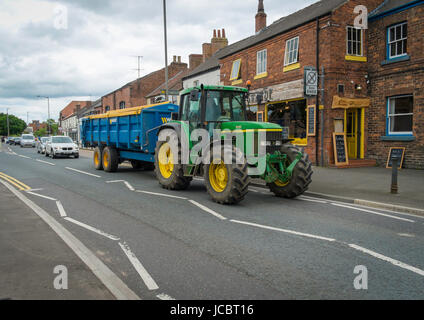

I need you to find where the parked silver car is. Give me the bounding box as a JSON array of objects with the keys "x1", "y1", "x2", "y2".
[
  {"x1": 37, "y1": 137, "x2": 50, "y2": 154},
  {"x1": 45, "y1": 136, "x2": 79, "y2": 159},
  {"x1": 20, "y1": 134, "x2": 36, "y2": 148}
]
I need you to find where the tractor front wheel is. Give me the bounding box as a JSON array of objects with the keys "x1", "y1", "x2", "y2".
[
  {"x1": 268, "y1": 144, "x2": 313, "y2": 198},
  {"x1": 204, "y1": 145, "x2": 250, "y2": 205}
]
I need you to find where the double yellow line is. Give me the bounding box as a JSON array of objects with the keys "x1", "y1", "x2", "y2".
[{"x1": 0, "y1": 172, "x2": 31, "y2": 191}]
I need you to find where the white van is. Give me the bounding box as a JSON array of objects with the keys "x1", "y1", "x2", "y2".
[{"x1": 21, "y1": 134, "x2": 35, "y2": 148}]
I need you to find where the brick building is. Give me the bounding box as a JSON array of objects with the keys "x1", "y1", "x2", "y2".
[
  {"x1": 59, "y1": 101, "x2": 91, "y2": 141},
  {"x1": 367, "y1": 0, "x2": 424, "y2": 168},
  {"x1": 28, "y1": 120, "x2": 47, "y2": 133},
  {"x1": 218, "y1": 0, "x2": 382, "y2": 166},
  {"x1": 101, "y1": 57, "x2": 188, "y2": 113}
]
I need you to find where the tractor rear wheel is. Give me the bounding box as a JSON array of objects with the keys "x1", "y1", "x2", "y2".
[
  {"x1": 102, "y1": 147, "x2": 119, "y2": 172},
  {"x1": 93, "y1": 147, "x2": 103, "y2": 170},
  {"x1": 204, "y1": 145, "x2": 250, "y2": 205},
  {"x1": 268, "y1": 144, "x2": 313, "y2": 198},
  {"x1": 154, "y1": 130, "x2": 191, "y2": 190}
]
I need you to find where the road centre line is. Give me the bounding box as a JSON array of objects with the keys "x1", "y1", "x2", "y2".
[
  {"x1": 56, "y1": 201, "x2": 67, "y2": 217},
  {"x1": 106, "y1": 180, "x2": 135, "y2": 191},
  {"x1": 298, "y1": 196, "x2": 327, "y2": 204},
  {"x1": 18, "y1": 155, "x2": 31, "y2": 159},
  {"x1": 230, "y1": 219, "x2": 336, "y2": 242},
  {"x1": 156, "y1": 293, "x2": 176, "y2": 300},
  {"x1": 26, "y1": 191, "x2": 57, "y2": 201},
  {"x1": 0, "y1": 179, "x2": 139, "y2": 300},
  {"x1": 189, "y1": 200, "x2": 227, "y2": 220},
  {"x1": 331, "y1": 203, "x2": 415, "y2": 223},
  {"x1": 135, "y1": 190, "x2": 188, "y2": 200},
  {"x1": 36, "y1": 159, "x2": 55, "y2": 166},
  {"x1": 348, "y1": 244, "x2": 424, "y2": 277},
  {"x1": 118, "y1": 242, "x2": 159, "y2": 291},
  {"x1": 64, "y1": 217, "x2": 120, "y2": 241},
  {"x1": 65, "y1": 167, "x2": 101, "y2": 178}
]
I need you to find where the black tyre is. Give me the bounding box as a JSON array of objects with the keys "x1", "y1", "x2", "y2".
[
  {"x1": 154, "y1": 130, "x2": 191, "y2": 190},
  {"x1": 45, "y1": 150, "x2": 49, "y2": 157},
  {"x1": 102, "y1": 147, "x2": 119, "y2": 172},
  {"x1": 74, "y1": 154, "x2": 79, "y2": 159},
  {"x1": 268, "y1": 144, "x2": 313, "y2": 198},
  {"x1": 204, "y1": 145, "x2": 250, "y2": 205},
  {"x1": 93, "y1": 147, "x2": 103, "y2": 170}
]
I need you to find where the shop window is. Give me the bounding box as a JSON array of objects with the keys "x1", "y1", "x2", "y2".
[
  {"x1": 387, "y1": 95, "x2": 413, "y2": 135},
  {"x1": 105, "y1": 106, "x2": 110, "y2": 112},
  {"x1": 119, "y1": 101, "x2": 126, "y2": 109},
  {"x1": 346, "y1": 26, "x2": 363, "y2": 56},
  {"x1": 387, "y1": 22, "x2": 407, "y2": 59},
  {"x1": 267, "y1": 100, "x2": 307, "y2": 145},
  {"x1": 256, "y1": 49, "x2": 267, "y2": 75},
  {"x1": 284, "y1": 37, "x2": 299, "y2": 66},
  {"x1": 246, "y1": 106, "x2": 258, "y2": 121},
  {"x1": 230, "y1": 59, "x2": 241, "y2": 81}
]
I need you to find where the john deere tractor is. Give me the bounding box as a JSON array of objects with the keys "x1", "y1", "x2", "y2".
[{"x1": 154, "y1": 85, "x2": 312, "y2": 204}]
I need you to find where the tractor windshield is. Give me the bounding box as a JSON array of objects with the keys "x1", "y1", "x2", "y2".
[{"x1": 205, "y1": 90, "x2": 246, "y2": 122}]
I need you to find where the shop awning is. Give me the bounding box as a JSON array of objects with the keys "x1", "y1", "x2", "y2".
[{"x1": 332, "y1": 96, "x2": 370, "y2": 109}]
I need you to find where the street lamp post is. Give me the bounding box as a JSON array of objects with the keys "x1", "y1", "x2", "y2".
[
  {"x1": 37, "y1": 96, "x2": 51, "y2": 135},
  {"x1": 163, "y1": 0, "x2": 169, "y2": 101},
  {"x1": 6, "y1": 108, "x2": 10, "y2": 137}
]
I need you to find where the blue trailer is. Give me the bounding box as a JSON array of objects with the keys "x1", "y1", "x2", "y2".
[{"x1": 81, "y1": 102, "x2": 179, "y2": 172}]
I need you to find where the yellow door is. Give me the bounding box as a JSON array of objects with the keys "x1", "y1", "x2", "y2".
[{"x1": 346, "y1": 109, "x2": 358, "y2": 159}]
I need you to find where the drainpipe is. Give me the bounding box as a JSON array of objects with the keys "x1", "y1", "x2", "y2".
[{"x1": 315, "y1": 17, "x2": 320, "y2": 166}]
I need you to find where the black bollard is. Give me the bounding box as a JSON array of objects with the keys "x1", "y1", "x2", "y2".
[{"x1": 391, "y1": 157, "x2": 398, "y2": 194}]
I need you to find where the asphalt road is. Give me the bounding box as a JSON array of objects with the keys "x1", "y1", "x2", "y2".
[{"x1": 1, "y1": 142, "x2": 423, "y2": 299}]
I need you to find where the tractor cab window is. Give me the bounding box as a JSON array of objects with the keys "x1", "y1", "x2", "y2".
[
  {"x1": 181, "y1": 92, "x2": 201, "y2": 130},
  {"x1": 204, "y1": 90, "x2": 246, "y2": 122}
]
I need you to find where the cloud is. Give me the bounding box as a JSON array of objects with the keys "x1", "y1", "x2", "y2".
[{"x1": 0, "y1": 0, "x2": 319, "y2": 122}]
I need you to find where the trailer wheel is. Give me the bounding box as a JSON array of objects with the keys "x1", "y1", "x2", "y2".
[
  {"x1": 154, "y1": 130, "x2": 191, "y2": 190},
  {"x1": 102, "y1": 147, "x2": 119, "y2": 172},
  {"x1": 268, "y1": 144, "x2": 313, "y2": 198},
  {"x1": 204, "y1": 145, "x2": 250, "y2": 205},
  {"x1": 93, "y1": 147, "x2": 103, "y2": 170}
]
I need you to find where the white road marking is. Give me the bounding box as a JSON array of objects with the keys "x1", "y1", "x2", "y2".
[
  {"x1": 298, "y1": 196, "x2": 327, "y2": 204},
  {"x1": 348, "y1": 244, "x2": 424, "y2": 277},
  {"x1": 18, "y1": 155, "x2": 31, "y2": 159},
  {"x1": 249, "y1": 188, "x2": 259, "y2": 193},
  {"x1": 66, "y1": 167, "x2": 101, "y2": 178},
  {"x1": 189, "y1": 200, "x2": 227, "y2": 220},
  {"x1": 156, "y1": 293, "x2": 176, "y2": 300},
  {"x1": 231, "y1": 219, "x2": 336, "y2": 242},
  {"x1": 26, "y1": 191, "x2": 57, "y2": 201},
  {"x1": 331, "y1": 203, "x2": 415, "y2": 223},
  {"x1": 105, "y1": 180, "x2": 134, "y2": 191},
  {"x1": 36, "y1": 159, "x2": 55, "y2": 166},
  {"x1": 118, "y1": 242, "x2": 159, "y2": 291},
  {"x1": 193, "y1": 177, "x2": 203, "y2": 181},
  {"x1": 0, "y1": 179, "x2": 139, "y2": 300},
  {"x1": 136, "y1": 190, "x2": 187, "y2": 200},
  {"x1": 27, "y1": 188, "x2": 43, "y2": 192},
  {"x1": 56, "y1": 201, "x2": 67, "y2": 217},
  {"x1": 397, "y1": 233, "x2": 415, "y2": 238},
  {"x1": 64, "y1": 217, "x2": 120, "y2": 241}
]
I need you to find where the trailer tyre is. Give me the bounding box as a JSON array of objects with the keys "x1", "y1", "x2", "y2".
[
  {"x1": 204, "y1": 145, "x2": 250, "y2": 205},
  {"x1": 93, "y1": 147, "x2": 103, "y2": 170},
  {"x1": 154, "y1": 130, "x2": 191, "y2": 190},
  {"x1": 268, "y1": 144, "x2": 313, "y2": 198},
  {"x1": 102, "y1": 147, "x2": 119, "y2": 172}
]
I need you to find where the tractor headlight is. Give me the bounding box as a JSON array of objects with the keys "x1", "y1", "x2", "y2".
[
  {"x1": 275, "y1": 141, "x2": 282, "y2": 146},
  {"x1": 260, "y1": 140, "x2": 271, "y2": 147}
]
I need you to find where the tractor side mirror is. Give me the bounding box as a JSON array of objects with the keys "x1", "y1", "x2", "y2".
[
  {"x1": 190, "y1": 90, "x2": 200, "y2": 101},
  {"x1": 171, "y1": 113, "x2": 178, "y2": 120}
]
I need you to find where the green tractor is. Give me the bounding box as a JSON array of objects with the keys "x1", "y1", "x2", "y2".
[{"x1": 154, "y1": 85, "x2": 313, "y2": 204}]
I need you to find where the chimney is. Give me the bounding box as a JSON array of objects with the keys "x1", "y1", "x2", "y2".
[
  {"x1": 255, "y1": 0, "x2": 267, "y2": 33},
  {"x1": 202, "y1": 43, "x2": 212, "y2": 62},
  {"x1": 173, "y1": 55, "x2": 177, "y2": 62},
  {"x1": 211, "y1": 28, "x2": 228, "y2": 56},
  {"x1": 189, "y1": 54, "x2": 203, "y2": 70},
  {"x1": 177, "y1": 56, "x2": 181, "y2": 63}
]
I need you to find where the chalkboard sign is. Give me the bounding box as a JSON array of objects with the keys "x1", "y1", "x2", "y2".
[
  {"x1": 386, "y1": 147, "x2": 405, "y2": 169},
  {"x1": 307, "y1": 105, "x2": 316, "y2": 136},
  {"x1": 333, "y1": 133, "x2": 349, "y2": 166}
]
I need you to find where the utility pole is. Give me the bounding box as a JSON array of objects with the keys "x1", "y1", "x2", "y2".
[
  {"x1": 163, "y1": 0, "x2": 169, "y2": 100},
  {"x1": 27, "y1": 112, "x2": 29, "y2": 125},
  {"x1": 6, "y1": 108, "x2": 10, "y2": 137},
  {"x1": 131, "y1": 56, "x2": 143, "y2": 78}
]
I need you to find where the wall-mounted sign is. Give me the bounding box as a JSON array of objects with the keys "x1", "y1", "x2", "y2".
[
  {"x1": 386, "y1": 147, "x2": 405, "y2": 169},
  {"x1": 304, "y1": 66, "x2": 318, "y2": 97},
  {"x1": 333, "y1": 133, "x2": 349, "y2": 166},
  {"x1": 247, "y1": 79, "x2": 304, "y2": 105},
  {"x1": 307, "y1": 105, "x2": 316, "y2": 136}
]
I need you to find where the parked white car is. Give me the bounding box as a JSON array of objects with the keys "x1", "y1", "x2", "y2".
[
  {"x1": 20, "y1": 134, "x2": 36, "y2": 148},
  {"x1": 45, "y1": 136, "x2": 79, "y2": 159},
  {"x1": 36, "y1": 137, "x2": 50, "y2": 154}
]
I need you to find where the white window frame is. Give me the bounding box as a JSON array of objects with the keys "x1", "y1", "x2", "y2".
[
  {"x1": 230, "y1": 59, "x2": 241, "y2": 81},
  {"x1": 387, "y1": 95, "x2": 413, "y2": 135},
  {"x1": 256, "y1": 49, "x2": 267, "y2": 75},
  {"x1": 388, "y1": 22, "x2": 407, "y2": 59},
  {"x1": 119, "y1": 101, "x2": 126, "y2": 109},
  {"x1": 284, "y1": 37, "x2": 299, "y2": 66},
  {"x1": 346, "y1": 26, "x2": 363, "y2": 56}
]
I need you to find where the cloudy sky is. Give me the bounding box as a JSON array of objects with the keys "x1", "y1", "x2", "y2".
[{"x1": 0, "y1": 0, "x2": 318, "y2": 123}]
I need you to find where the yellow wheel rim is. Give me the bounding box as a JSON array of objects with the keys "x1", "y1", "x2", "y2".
[
  {"x1": 158, "y1": 143, "x2": 174, "y2": 179},
  {"x1": 103, "y1": 151, "x2": 109, "y2": 168},
  {"x1": 275, "y1": 179, "x2": 289, "y2": 187},
  {"x1": 94, "y1": 151, "x2": 100, "y2": 166},
  {"x1": 209, "y1": 161, "x2": 228, "y2": 193}
]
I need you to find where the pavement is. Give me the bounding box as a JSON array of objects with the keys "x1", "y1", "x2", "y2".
[
  {"x1": 1, "y1": 143, "x2": 424, "y2": 299},
  {"x1": 0, "y1": 183, "x2": 114, "y2": 300}
]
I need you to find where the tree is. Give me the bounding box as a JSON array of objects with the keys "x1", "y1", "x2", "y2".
[
  {"x1": 0, "y1": 113, "x2": 27, "y2": 136},
  {"x1": 46, "y1": 119, "x2": 59, "y2": 135}
]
